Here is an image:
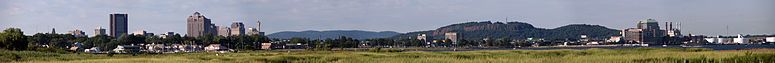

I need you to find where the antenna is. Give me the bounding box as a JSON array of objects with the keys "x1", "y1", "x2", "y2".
[
  {"x1": 726, "y1": 25, "x2": 730, "y2": 36},
  {"x1": 506, "y1": 17, "x2": 509, "y2": 22}
]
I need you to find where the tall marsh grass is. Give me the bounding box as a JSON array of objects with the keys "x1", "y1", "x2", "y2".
[{"x1": 3, "y1": 48, "x2": 774, "y2": 63}]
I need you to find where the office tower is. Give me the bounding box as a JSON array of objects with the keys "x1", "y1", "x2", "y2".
[
  {"x1": 622, "y1": 19, "x2": 666, "y2": 44},
  {"x1": 217, "y1": 26, "x2": 231, "y2": 37},
  {"x1": 187, "y1": 12, "x2": 215, "y2": 37},
  {"x1": 230, "y1": 22, "x2": 245, "y2": 36},
  {"x1": 110, "y1": 13, "x2": 128, "y2": 38},
  {"x1": 622, "y1": 28, "x2": 642, "y2": 43},
  {"x1": 94, "y1": 27, "x2": 106, "y2": 36},
  {"x1": 67, "y1": 29, "x2": 86, "y2": 37}
]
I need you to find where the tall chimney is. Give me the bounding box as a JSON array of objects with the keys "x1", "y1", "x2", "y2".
[
  {"x1": 669, "y1": 22, "x2": 673, "y2": 30},
  {"x1": 665, "y1": 22, "x2": 670, "y2": 30}
]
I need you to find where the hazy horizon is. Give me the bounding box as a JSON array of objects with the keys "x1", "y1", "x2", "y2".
[{"x1": 2, "y1": 0, "x2": 774, "y2": 36}]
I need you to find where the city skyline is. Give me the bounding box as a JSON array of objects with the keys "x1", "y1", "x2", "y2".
[{"x1": 1, "y1": 0, "x2": 774, "y2": 36}]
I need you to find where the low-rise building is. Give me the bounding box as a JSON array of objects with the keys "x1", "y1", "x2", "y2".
[
  {"x1": 607, "y1": 36, "x2": 622, "y2": 42},
  {"x1": 131, "y1": 30, "x2": 147, "y2": 35},
  {"x1": 733, "y1": 34, "x2": 747, "y2": 44},
  {"x1": 704, "y1": 38, "x2": 718, "y2": 44},
  {"x1": 205, "y1": 44, "x2": 233, "y2": 52},
  {"x1": 84, "y1": 47, "x2": 101, "y2": 53},
  {"x1": 445, "y1": 32, "x2": 459, "y2": 43},
  {"x1": 113, "y1": 45, "x2": 141, "y2": 54},
  {"x1": 720, "y1": 38, "x2": 732, "y2": 44},
  {"x1": 261, "y1": 43, "x2": 272, "y2": 50}
]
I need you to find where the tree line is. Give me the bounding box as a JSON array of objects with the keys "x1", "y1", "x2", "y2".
[
  {"x1": 3, "y1": 28, "x2": 542, "y2": 52},
  {"x1": 0, "y1": 28, "x2": 270, "y2": 52},
  {"x1": 277, "y1": 37, "x2": 537, "y2": 50}
]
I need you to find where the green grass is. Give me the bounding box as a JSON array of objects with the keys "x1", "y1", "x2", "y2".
[{"x1": 2, "y1": 48, "x2": 775, "y2": 63}]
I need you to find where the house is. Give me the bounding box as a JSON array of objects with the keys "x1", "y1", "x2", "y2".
[
  {"x1": 172, "y1": 44, "x2": 203, "y2": 52},
  {"x1": 205, "y1": 44, "x2": 233, "y2": 52},
  {"x1": 84, "y1": 47, "x2": 101, "y2": 53},
  {"x1": 113, "y1": 45, "x2": 141, "y2": 54},
  {"x1": 261, "y1": 43, "x2": 272, "y2": 50},
  {"x1": 68, "y1": 42, "x2": 83, "y2": 51},
  {"x1": 144, "y1": 43, "x2": 165, "y2": 53}
]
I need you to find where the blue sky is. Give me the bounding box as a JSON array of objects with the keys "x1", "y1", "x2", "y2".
[{"x1": 1, "y1": 0, "x2": 773, "y2": 36}]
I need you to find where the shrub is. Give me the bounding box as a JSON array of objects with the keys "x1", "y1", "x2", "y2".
[
  {"x1": 367, "y1": 48, "x2": 403, "y2": 52},
  {"x1": 0, "y1": 50, "x2": 62, "y2": 62},
  {"x1": 634, "y1": 53, "x2": 775, "y2": 63}
]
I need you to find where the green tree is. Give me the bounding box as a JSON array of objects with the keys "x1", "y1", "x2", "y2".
[
  {"x1": 163, "y1": 34, "x2": 183, "y2": 44},
  {"x1": 0, "y1": 28, "x2": 28, "y2": 50},
  {"x1": 145, "y1": 35, "x2": 163, "y2": 44},
  {"x1": 85, "y1": 35, "x2": 111, "y2": 49}
]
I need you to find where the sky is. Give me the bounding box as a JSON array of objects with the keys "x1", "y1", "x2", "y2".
[{"x1": 1, "y1": 0, "x2": 773, "y2": 36}]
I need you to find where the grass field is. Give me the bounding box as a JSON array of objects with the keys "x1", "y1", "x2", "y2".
[{"x1": 2, "y1": 48, "x2": 775, "y2": 63}]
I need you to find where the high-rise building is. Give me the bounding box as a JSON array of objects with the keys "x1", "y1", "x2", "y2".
[
  {"x1": 622, "y1": 28, "x2": 642, "y2": 43},
  {"x1": 94, "y1": 27, "x2": 106, "y2": 36},
  {"x1": 67, "y1": 29, "x2": 86, "y2": 37},
  {"x1": 622, "y1": 19, "x2": 666, "y2": 44},
  {"x1": 110, "y1": 13, "x2": 128, "y2": 38},
  {"x1": 638, "y1": 19, "x2": 664, "y2": 42},
  {"x1": 187, "y1": 12, "x2": 215, "y2": 37},
  {"x1": 216, "y1": 26, "x2": 231, "y2": 37},
  {"x1": 230, "y1": 22, "x2": 245, "y2": 36},
  {"x1": 637, "y1": 19, "x2": 660, "y2": 30}
]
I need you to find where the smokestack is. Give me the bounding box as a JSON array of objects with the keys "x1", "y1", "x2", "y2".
[
  {"x1": 677, "y1": 22, "x2": 680, "y2": 30},
  {"x1": 665, "y1": 22, "x2": 669, "y2": 30},
  {"x1": 669, "y1": 22, "x2": 673, "y2": 30}
]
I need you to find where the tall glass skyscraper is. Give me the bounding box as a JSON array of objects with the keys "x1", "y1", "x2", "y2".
[{"x1": 110, "y1": 13, "x2": 128, "y2": 38}]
